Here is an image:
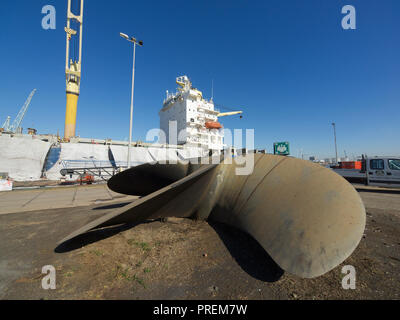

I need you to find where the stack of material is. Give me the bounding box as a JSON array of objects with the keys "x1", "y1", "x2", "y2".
[{"x1": 339, "y1": 161, "x2": 362, "y2": 170}]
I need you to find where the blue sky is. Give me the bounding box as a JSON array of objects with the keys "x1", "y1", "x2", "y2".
[{"x1": 0, "y1": 0, "x2": 398, "y2": 159}]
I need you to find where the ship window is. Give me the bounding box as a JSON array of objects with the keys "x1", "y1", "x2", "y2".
[
  {"x1": 370, "y1": 159, "x2": 384, "y2": 170},
  {"x1": 388, "y1": 159, "x2": 400, "y2": 170}
]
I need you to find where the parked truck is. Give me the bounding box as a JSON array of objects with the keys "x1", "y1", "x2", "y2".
[{"x1": 332, "y1": 156, "x2": 400, "y2": 188}]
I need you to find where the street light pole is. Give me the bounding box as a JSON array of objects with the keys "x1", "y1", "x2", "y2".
[
  {"x1": 127, "y1": 42, "x2": 136, "y2": 169},
  {"x1": 120, "y1": 32, "x2": 143, "y2": 169},
  {"x1": 332, "y1": 122, "x2": 338, "y2": 164}
]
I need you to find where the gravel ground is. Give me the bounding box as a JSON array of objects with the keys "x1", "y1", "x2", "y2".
[{"x1": 0, "y1": 189, "x2": 399, "y2": 300}]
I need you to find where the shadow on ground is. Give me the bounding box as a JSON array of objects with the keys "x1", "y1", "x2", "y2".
[
  {"x1": 208, "y1": 220, "x2": 284, "y2": 283},
  {"x1": 54, "y1": 220, "x2": 154, "y2": 253},
  {"x1": 55, "y1": 212, "x2": 283, "y2": 283},
  {"x1": 356, "y1": 188, "x2": 400, "y2": 195},
  {"x1": 91, "y1": 202, "x2": 132, "y2": 210}
]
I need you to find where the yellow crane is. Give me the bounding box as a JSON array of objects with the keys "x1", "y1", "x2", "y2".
[{"x1": 64, "y1": 0, "x2": 84, "y2": 141}]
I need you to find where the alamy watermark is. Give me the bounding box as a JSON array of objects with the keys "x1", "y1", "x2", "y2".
[
  {"x1": 341, "y1": 265, "x2": 356, "y2": 290},
  {"x1": 41, "y1": 265, "x2": 56, "y2": 290},
  {"x1": 341, "y1": 5, "x2": 356, "y2": 30},
  {"x1": 41, "y1": 5, "x2": 56, "y2": 30},
  {"x1": 145, "y1": 121, "x2": 255, "y2": 176},
  {"x1": 41, "y1": 4, "x2": 356, "y2": 31}
]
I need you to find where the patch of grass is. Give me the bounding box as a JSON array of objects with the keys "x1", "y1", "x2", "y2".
[
  {"x1": 113, "y1": 264, "x2": 122, "y2": 279},
  {"x1": 133, "y1": 275, "x2": 146, "y2": 288},
  {"x1": 90, "y1": 249, "x2": 103, "y2": 257},
  {"x1": 143, "y1": 268, "x2": 151, "y2": 273},
  {"x1": 135, "y1": 261, "x2": 142, "y2": 267},
  {"x1": 116, "y1": 265, "x2": 134, "y2": 282},
  {"x1": 121, "y1": 269, "x2": 132, "y2": 281},
  {"x1": 118, "y1": 267, "x2": 146, "y2": 288},
  {"x1": 141, "y1": 243, "x2": 151, "y2": 251},
  {"x1": 65, "y1": 271, "x2": 74, "y2": 277},
  {"x1": 70, "y1": 265, "x2": 80, "y2": 272},
  {"x1": 127, "y1": 240, "x2": 151, "y2": 252}
]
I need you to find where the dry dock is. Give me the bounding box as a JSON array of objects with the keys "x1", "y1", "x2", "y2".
[{"x1": 0, "y1": 186, "x2": 399, "y2": 299}]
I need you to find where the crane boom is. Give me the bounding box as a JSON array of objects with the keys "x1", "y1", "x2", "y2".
[
  {"x1": 217, "y1": 111, "x2": 243, "y2": 118},
  {"x1": 64, "y1": 0, "x2": 84, "y2": 141},
  {"x1": 1, "y1": 117, "x2": 10, "y2": 131},
  {"x1": 214, "y1": 103, "x2": 244, "y2": 118},
  {"x1": 7, "y1": 89, "x2": 37, "y2": 133}
]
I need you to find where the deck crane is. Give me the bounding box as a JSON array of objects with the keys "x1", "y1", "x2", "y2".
[
  {"x1": 217, "y1": 111, "x2": 243, "y2": 118},
  {"x1": 214, "y1": 104, "x2": 243, "y2": 119},
  {"x1": 204, "y1": 103, "x2": 244, "y2": 130},
  {"x1": 1, "y1": 89, "x2": 37, "y2": 133}
]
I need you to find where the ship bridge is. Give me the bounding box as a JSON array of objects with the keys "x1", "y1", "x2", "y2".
[{"x1": 159, "y1": 76, "x2": 225, "y2": 151}]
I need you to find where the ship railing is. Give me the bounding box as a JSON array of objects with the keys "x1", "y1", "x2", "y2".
[
  {"x1": 59, "y1": 160, "x2": 148, "y2": 182},
  {"x1": 188, "y1": 120, "x2": 203, "y2": 127},
  {"x1": 197, "y1": 106, "x2": 220, "y2": 114},
  {"x1": 163, "y1": 91, "x2": 182, "y2": 104},
  {"x1": 113, "y1": 161, "x2": 147, "y2": 168},
  {"x1": 60, "y1": 160, "x2": 114, "y2": 169}
]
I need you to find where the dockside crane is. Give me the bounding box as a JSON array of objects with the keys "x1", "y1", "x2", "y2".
[
  {"x1": 1, "y1": 89, "x2": 37, "y2": 133},
  {"x1": 64, "y1": 0, "x2": 84, "y2": 141},
  {"x1": 2, "y1": 117, "x2": 10, "y2": 131}
]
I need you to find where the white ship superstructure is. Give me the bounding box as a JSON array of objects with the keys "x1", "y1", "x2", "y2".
[{"x1": 159, "y1": 76, "x2": 225, "y2": 152}]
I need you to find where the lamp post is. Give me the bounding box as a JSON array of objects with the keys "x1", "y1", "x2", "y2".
[
  {"x1": 332, "y1": 122, "x2": 338, "y2": 164},
  {"x1": 120, "y1": 32, "x2": 143, "y2": 168}
]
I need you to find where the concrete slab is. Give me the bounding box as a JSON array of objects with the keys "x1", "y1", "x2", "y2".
[{"x1": 0, "y1": 185, "x2": 138, "y2": 215}]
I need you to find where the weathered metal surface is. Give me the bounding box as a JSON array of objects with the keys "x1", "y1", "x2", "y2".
[
  {"x1": 107, "y1": 161, "x2": 189, "y2": 196},
  {"x1": 106, "y1": 155, "x2": 223, "y2": 196},
  {"x1": 59, "y1": 154, "x2": 365, "y2": 278},
  {"x1": 212, "y1": 154, "x2": 365, "y2": 278},
  {"x1": 58, "y1": 162, "x2": 217, "y2": 244}
]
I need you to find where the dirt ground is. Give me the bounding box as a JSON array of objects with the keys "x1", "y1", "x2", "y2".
[{"x1": 0, "y1": 188, "x2": 399, "y2": 300}]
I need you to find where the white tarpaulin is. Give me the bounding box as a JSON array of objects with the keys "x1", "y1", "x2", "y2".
[
  {"x1": 177, "y1": 147, "x2": 205, "y2": 159},
  {"x1": 0, "y1": 135, "x2": 207, "y2": 181},
  {"x1": 148, "y1": 147, "x2": 180, "y2": 163},
  {"x1": 46, "y1": 143, "x2": 112, "y2": 180},
  {"x1": 109, "y1": 146, "x2": 154, "y2": 167},
  {"x1": 0, "y1": 136, "x2": 51, "y2": 181}
]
